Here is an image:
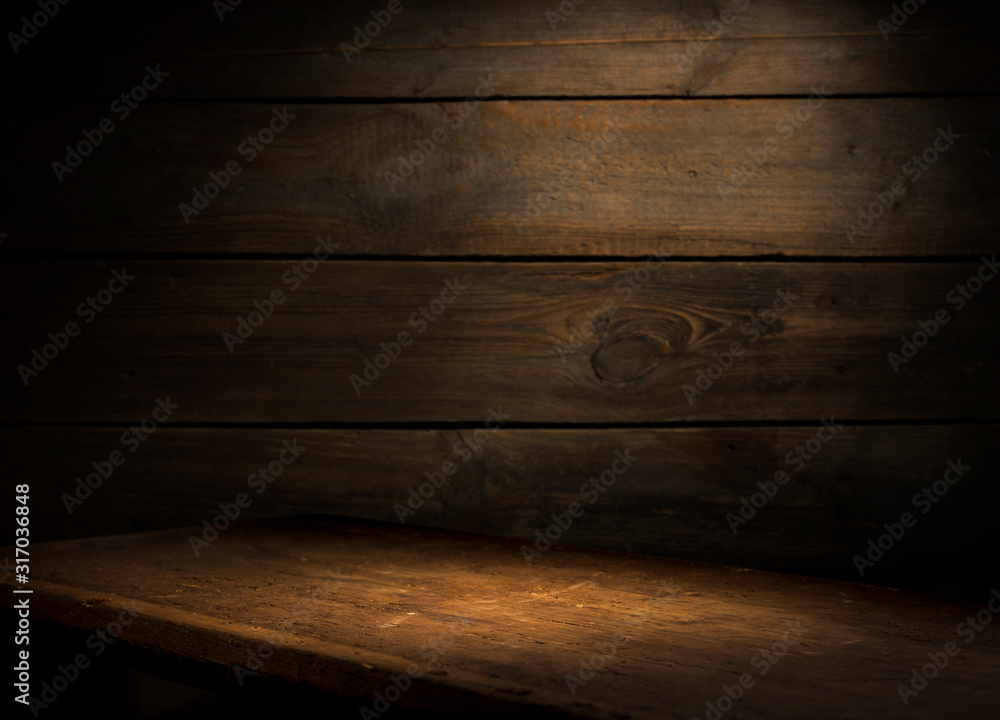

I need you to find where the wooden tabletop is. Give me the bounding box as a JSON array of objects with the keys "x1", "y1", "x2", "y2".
[{"x1": 4, "y1": 516, "x2": 997, "y2": 718}]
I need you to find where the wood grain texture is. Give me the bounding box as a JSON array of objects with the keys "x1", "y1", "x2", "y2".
[
  {"x1": 4, "y1": 0, "x2": 998, "y2": 98},
  {"x1": 3, "y1": 517, "x2": 998, "y2": 719},
  {"x1": 2, "y1": 261, "x2": 997, "y2": 423},
  {"x1": 3, "y1": 425, "x2": 995, "y2": 582},
  {"x1": 3, "y1": 100, "x2": 997, "y2": 256}
]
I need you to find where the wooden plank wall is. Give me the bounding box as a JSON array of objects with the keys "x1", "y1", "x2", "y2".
[{"x1": 1, "y1": 0, "x2": 997, "y2": 593}]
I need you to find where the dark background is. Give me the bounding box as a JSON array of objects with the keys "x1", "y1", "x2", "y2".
[{"x1": 1, "y1": 0, "x2": 998, "y2": 715}]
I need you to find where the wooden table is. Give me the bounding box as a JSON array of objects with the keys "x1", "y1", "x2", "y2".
[{"x1": 5, "y1": 516, "x2": 997, "y2": 718}]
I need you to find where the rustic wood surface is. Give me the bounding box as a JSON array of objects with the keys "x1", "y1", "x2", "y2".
[
  {"x1": 3, "y1": 517, "x2": 998, "y2": 719},
  {"x1": 2, "y1": 261, "x2": 997, "y2": 422},
  {"x1": 4, "y1": 100, "x2": 997, "y2": 256},
  {"x1": 3, "y1": 0, "x2": 996, "y2": 671},
  {"x1": 5, "y1": 1, "x2": 998, "y2": 98},
  {"x1": 3, "y1": 425, "x2": 994, "y2": 582}
]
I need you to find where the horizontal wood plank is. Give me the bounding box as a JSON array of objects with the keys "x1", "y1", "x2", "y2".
[
  {"x1": 1, "y1": 260, "x2": 997, "y2": 423},
  {"x1": 3, "y1": 517, "x2": 998, "y2": 719},
  {"x1": 3, "y1": 425, "x2": 995, "y2": 582},
  {"x1": 5, "y1": 1, "x2": 998, "y2": 98},
  {"x1": 3, "y1": 99, "x2": 998, "y2": 256}
]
